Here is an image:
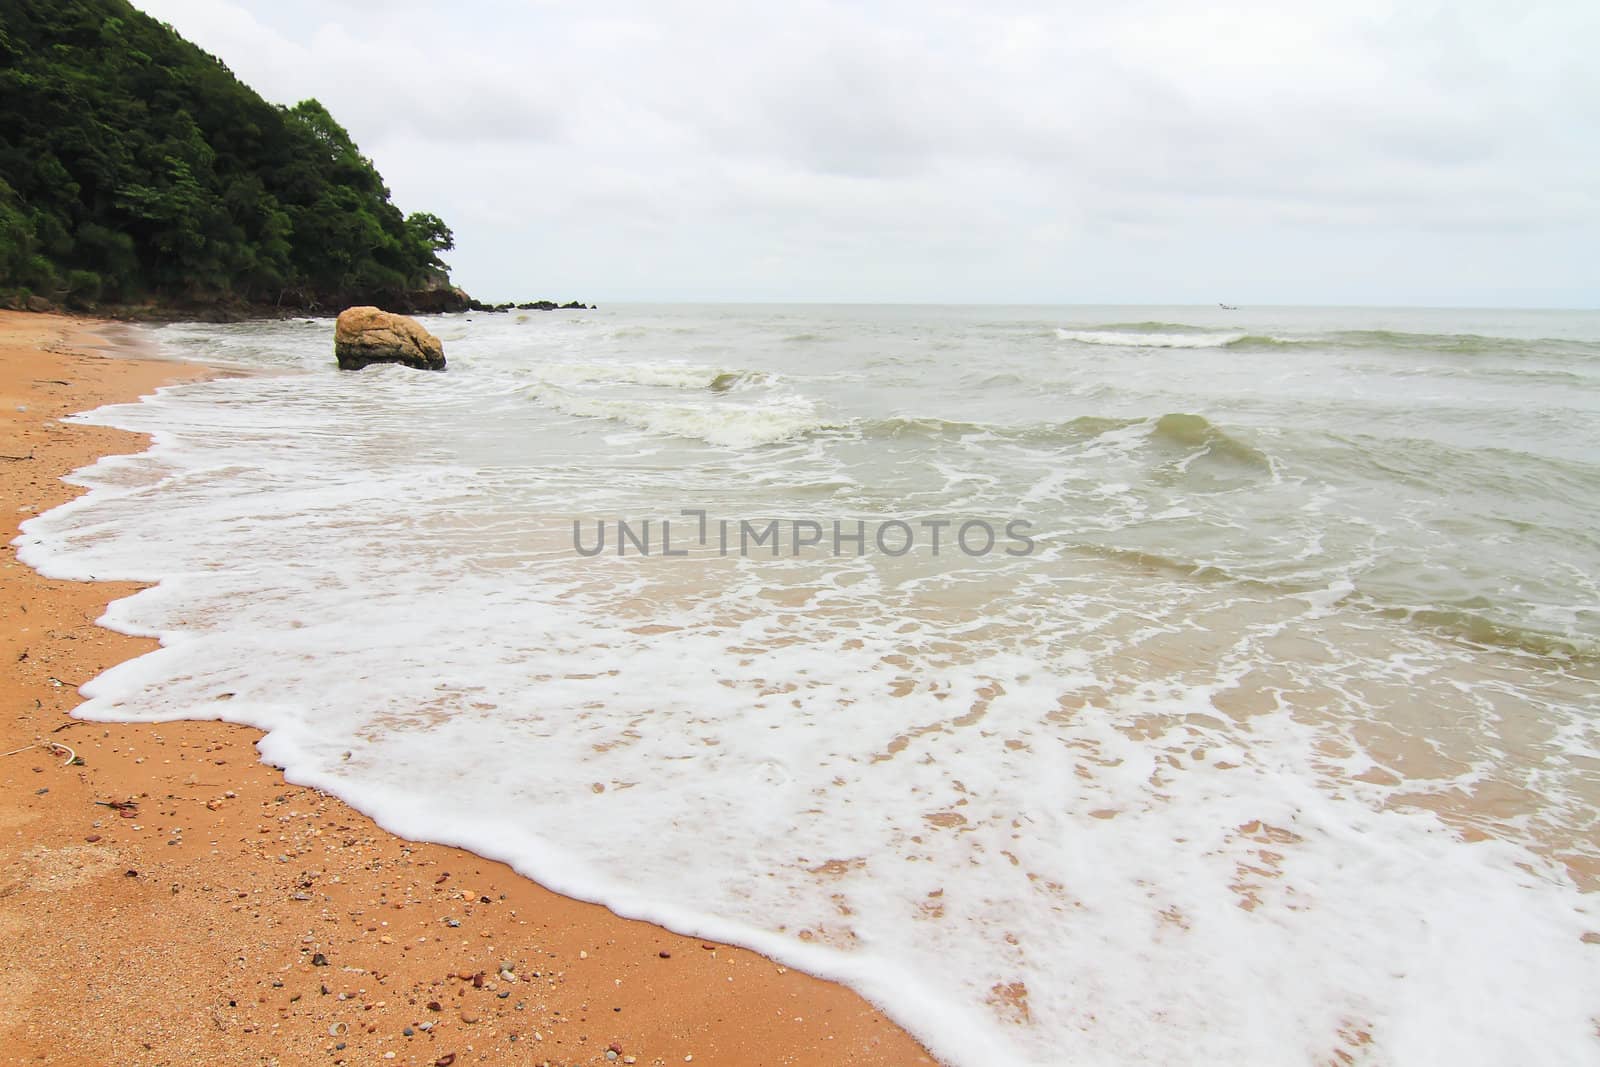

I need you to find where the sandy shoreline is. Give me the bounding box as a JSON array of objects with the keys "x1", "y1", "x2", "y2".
[{"x1": 0, "y1": 311, "x2": 935, "y2": 1067}]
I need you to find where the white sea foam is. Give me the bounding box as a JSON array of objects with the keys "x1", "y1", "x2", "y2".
[
  {"x1": 1056, "y1": 328, "x2": 1246, "y2": 349},
  {"x1": 15, "y1": 306, "x2": 1600, "y2": 1066}
]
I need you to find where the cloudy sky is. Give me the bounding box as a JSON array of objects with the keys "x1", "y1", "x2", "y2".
[{"x1": 135, "y1": 0, "x2": 1597, "y2": 306}]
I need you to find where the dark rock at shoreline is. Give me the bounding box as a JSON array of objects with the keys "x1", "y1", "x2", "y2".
[
  {"x1": 333, "y1": 306, "x2": 446, "y2": 371},
  {"x1": 396, "y1": 286, "x2": 474, "y2": 314},
  {"x1": 308, "y1": 285, "x2": 472, "y2": 316},
  {"x1": 468, "y1": 298, "x2": 592, "y2": 313}
]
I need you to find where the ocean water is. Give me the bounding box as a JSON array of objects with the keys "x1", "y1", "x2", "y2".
[{"x1": 16, "y1": 304, "x2": 1600, "y2": 1065}]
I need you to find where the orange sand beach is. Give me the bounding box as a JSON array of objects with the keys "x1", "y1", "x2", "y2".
[{"x1": 0, "y1": 311, "x2": 936, "y2": 1067}]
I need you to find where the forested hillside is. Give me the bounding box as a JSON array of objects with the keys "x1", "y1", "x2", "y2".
[{"x1": 0, "y1": 0, "x2": 460, "y2": 312}]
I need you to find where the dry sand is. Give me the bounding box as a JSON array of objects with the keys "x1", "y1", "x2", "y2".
[{"x1": 0, "y1": 311, "x2": 936, "y2": 1067}]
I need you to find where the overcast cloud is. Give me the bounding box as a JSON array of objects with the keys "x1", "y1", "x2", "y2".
[{"x1": 133, "y1": 0, "x2": 1598, "y2": 305}]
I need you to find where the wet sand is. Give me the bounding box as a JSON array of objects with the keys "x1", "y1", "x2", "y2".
[{"x1": 0, "y1": 310, "x2": 936, "y2": 1067}]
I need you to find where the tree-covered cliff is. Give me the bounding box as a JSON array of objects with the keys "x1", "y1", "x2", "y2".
[{"x1": 0, "y1": 0, "x2": 459, "y2": 312}]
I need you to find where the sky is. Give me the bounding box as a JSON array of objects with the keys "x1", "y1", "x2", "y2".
[{"x1": 133, "y1": 0, "x2": 1598, "y2": 306}]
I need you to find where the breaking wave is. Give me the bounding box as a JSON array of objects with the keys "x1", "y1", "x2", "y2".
[
  {"x1": 1056, "y1": 328, "x2": 1248, "y2": 349},
  {"x1": 1055, "y1": 323, "x2": 1600, "y2": 359}
]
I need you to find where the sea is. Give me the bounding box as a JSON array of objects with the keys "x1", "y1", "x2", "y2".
[{"x1": 16, "y1": 304, "x2": 1600, "y2": 1065}]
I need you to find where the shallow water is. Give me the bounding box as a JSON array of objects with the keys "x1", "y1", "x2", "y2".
[{"x1": 17, "y1": 304, "x2": 1600, "y2": 1065}]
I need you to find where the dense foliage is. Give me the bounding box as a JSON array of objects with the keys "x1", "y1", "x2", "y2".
[{"x1": 0, "y1": 0, "x2": 456, "y2": 309}]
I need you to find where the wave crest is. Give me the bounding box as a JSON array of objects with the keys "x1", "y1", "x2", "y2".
[
  {"x1": 1150, "y1": 413, "x2": 1272, "y2": 469},
  {"x1": 1056, "y1": 328, "x2": 1246, "y2": 349}
]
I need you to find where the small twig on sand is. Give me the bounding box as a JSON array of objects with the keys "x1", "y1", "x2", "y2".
[
  {"x1": 1, "y1": 741, "x2": 78, "y2": 766},
  {"x1": 0, "y1": 453, "x2": 34, "y2": 461}
]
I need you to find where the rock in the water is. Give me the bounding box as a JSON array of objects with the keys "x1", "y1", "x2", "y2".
[{"x1": 333, "y1": 306, "x2": 446, "y2": 371}]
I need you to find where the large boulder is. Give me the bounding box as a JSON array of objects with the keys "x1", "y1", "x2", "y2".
[{"x1": 334, "y1": 306, "x2": 446, "y2": 371}]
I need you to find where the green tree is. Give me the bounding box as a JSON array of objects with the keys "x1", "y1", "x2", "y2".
[{"x1": 0, "y1": 0, "x2": 458, "y2": 308}]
